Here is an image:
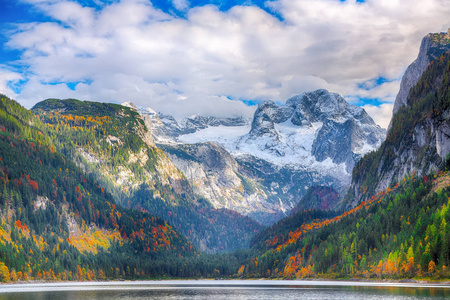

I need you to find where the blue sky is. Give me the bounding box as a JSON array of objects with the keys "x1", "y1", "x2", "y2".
[{"x1": 0, "y1": 0, "x2": 450, "y2": 128}]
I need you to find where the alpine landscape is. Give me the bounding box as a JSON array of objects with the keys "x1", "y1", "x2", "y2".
[{"x1": 1, "y1": 0, "x2": 450, "y2": 291}]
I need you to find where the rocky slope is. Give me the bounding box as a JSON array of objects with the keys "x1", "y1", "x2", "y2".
[
  {"x1": 392, "y1": 30, "x2": 450, "y2": 116},
  {"x1": 141, "y1": 90, "x2": 385, "y2": 224},
  {"x1": 159, "y1": 142, "x2": 340, "y2": 225},
  {"x1": 32, "y1": 99, "x2": 262, "y2": 253},
  {"x1": 241, "y1": 89, "x2": 385, "y2": 174},
  {"x1": 346, "y1": 31, "x2": 450, "y2": 208}
]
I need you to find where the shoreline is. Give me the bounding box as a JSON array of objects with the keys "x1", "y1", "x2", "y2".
[{"x1": 1, "y1": 278, "x2": 450, "y2": 292}]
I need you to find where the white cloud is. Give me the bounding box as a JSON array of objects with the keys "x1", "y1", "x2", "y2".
[
  {"x1": 5, "y1": 0, "x2": 450, "y2": 124},
  {"x1": 172, "y1": 0, "x2": 190, "y2": 11},
  {"x1": 362, "y1": 103, "x2": 394, "y2": 129},
  {"x1": 0, "y1": 67, "x2": 22, "y2": 98},
  {"x1": 346, "y1": 80, "x2": 400, "y2": 105}
]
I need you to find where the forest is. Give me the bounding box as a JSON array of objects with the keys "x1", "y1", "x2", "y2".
[
  {"x1": 0, "y1": 95, "x2": 244, "y2": 282},
  {"x1": 32, "y1": 98, "x2": 262, "y2": 254}
]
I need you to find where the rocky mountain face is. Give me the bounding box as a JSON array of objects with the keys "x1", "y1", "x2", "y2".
[
  {"x1": 242, "y1": 90, "x2": 385, "y2": 174},
  {"x1": 392, "y1": 30, "x2": 450, "y2": 116},
  {"x1": 141, "y1": 90, "x2": 385, "y2": 224},
  {"x1": 159, "y1": 142, "x2": 341, "y2": 225},
  {"x1": 346, "y1": 31, "x2": 450, "y2": 208},
  {"x1": 158, "y1": 143, "x2": 290, "y2": 225}
]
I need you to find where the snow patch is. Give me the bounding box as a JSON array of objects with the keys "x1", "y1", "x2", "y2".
[{"x1": 177, "y1": 120, "x2": 349, "y2": 181}]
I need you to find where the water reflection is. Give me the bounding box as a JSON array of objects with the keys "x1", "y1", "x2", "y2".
[{"x1": 0, "y1": 281, "x2": 449, "y2": 300}]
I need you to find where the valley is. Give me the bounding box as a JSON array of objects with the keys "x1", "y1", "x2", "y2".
[{"x1": 0, "y1": 29, "x2": 450, "y2": 283}]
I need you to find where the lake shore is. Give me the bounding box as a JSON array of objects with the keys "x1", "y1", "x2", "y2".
[{"x1": 1, "y1": 278, "x2": 450, "y2": 292}]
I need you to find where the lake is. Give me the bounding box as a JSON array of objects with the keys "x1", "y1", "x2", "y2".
[{"x1": 0, "y1": 280, "x2": 449, "y2": 299}]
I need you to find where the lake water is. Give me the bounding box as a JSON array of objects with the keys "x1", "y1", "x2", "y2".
[{"x1": 0, "y1": 280, "x2": 449, "y2": 300}]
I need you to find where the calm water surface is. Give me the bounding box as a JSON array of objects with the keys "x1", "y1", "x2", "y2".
[{"x1": 0, "y1": 280, "x2": 449, "y2": 300}]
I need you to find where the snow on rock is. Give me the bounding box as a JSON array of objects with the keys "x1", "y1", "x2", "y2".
[
  {"x1": 137, "y1": 89, "x2": 385, "y2": 223},
  {"x1": 177, "y1": 89, "x2": 385, "y2": 185}
]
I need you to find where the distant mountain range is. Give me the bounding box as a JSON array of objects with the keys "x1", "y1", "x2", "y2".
[{"x1": 138, "y1": 89, "x2": 385, "y2": 223}]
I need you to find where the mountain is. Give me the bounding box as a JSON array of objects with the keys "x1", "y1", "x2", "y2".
[
  {"x1": 31, "y1": 99, "x2": 262, "y2": 253},
  {"x1": 237, "y1": 30, "x2": 450, "y2": 280},
  {"x1": 289, "y1": 185, "x2": 341, "y2": 215},
  {"x1": 241, "y1": 89, "x2": 385, "y2": 174},
  {"x1": 346, "y1": 31, "x2": 450, "y2": 208},
  {"x1": 141, "y1": 90, "x2": 385, "y2": 224},
  {"x1": 139, "y1": 107, "x2": 250, "y2": 144},
  {"x1": 0, "y1": 95, "x2": 202, "y2": 282},
  {"x1": 392, "y1": 29, "x2": 450, "y2": 116}
]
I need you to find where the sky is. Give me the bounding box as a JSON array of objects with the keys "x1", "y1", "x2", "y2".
[{"x1": 0, "y1": 0, "x2": 450, "y2": 128}]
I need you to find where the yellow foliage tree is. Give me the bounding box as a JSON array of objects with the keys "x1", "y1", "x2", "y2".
[
  {"x1": 9, "y1": 270, "x2": 17, "y2": 282},
  {"x1": 428, "y1": 260, "x2": 436, "y2": 275},
  {"x1": 237, "y1": 265, "x2": 245, "y2": 277},
  {"x1": 0, "y1": 262, "x2": 10, "y2": 283}
]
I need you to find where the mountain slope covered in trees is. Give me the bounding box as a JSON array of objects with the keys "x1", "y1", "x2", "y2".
[
  {"x1": 240, "y1": 171, "x2": 450, "y2": 279},
  {"x1": 32, "y1": 99, "x2": 261, "y2": 253},
  {"x1": 346, "y1": 38, "x2": 450, "y2": 208},
  {"x1": 0, "y1": 95, "x2": 243, "y2": 282}
]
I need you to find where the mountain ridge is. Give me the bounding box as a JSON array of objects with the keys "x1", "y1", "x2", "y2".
[
  {"x1": 32, "y1": 98, "x2": 262, "y2": 253},
  {"x1": 345, "y1": 39, "x2": 450, "y2": 208},
  {"x1": 139, "y1": 89, "x2": 385, "y2": 223}
]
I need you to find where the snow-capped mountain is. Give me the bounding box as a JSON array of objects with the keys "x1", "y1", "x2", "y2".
[
  {"x1": 173, "y1": 89, "x2": 385, "y2": 179},
  {"x1": 140, "y1": 107, "x2": 251, "y2": 144},
  {"x1": 240, "y1": 89, "x2": 385, "y2": 173},
  {"x1": 138, "y1": 89, "x2": 386, "y2": 224}
]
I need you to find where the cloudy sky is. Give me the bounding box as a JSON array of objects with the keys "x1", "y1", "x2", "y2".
[{"x1": 1, "y1": 0, "x2": 450, "y2": 128}]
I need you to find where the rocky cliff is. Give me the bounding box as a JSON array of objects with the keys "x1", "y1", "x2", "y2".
[
  {"x1": 391, "y1": 30, "x2": 450, "y2": 117},
  {"x1": 346, "y1": 35, "x2": 450, "y2": 208},
  {"x1": 159, "y1": 143, "x2": 292, "y2": 225}
]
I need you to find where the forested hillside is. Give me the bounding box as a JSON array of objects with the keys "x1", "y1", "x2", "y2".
[
  {"x1": 239, "y1": 172, "x2": 450, "y2": 279},
  {"x1": 32, "y1": 99, "x2": 261, "y2": 253},
  {"x1": 0, "y1": 95, "x2": 241, "y2": 282}
]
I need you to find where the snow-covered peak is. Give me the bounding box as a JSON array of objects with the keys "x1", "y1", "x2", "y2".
[
  {"x1": 285, "y1": 89, "x2": 361, "y2": 124},
  {"x1": 140, "y1": 89, "x2": 385, "y2": 194},
  {"x1": 121, "y1": 101, "x2": 138, "y2": 111},
  {"x1": 241, "y1": 89, "x2": 385, "y2": 173},
  {"x1": 140, "y1": 106, "x2": 159, "y2": 116}
]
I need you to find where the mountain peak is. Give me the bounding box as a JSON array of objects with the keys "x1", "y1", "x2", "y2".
[
  {"x1": 347, "y1": 35, "x2": 450, "y2": 208},
  {"x1": 121, "y1": 101, "x2": 138, "y2": 111},
  {"x1": 245, "y1": 89, "x2": 385, "y2": 173},
  {"x1": 391, "y1": 29, "x2": 450, "y2": 117},
  {"x1": 140, "y1": 89, "x2": 385, "y2": 223}
]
